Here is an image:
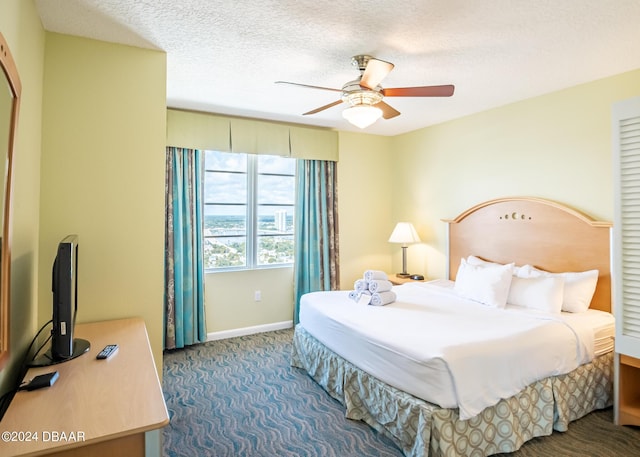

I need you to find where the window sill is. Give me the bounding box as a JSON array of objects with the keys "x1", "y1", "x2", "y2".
[{"x1": 205, "y1": 264, "x2": 293, "y2": 275}]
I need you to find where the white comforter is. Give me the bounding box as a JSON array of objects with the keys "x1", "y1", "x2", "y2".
[{"x1": 299, "y1": 280, "x2": 612, "y2": 420}]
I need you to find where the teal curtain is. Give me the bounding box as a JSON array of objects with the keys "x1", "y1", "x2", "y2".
[
  {"x1": 164, "y1": 147, "x2": 206, "y2": 349},
  {"x1": 294, "y1": 160, "x2": 340, "y2": 324}
]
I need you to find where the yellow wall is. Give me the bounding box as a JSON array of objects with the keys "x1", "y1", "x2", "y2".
[
  {"x1": 39, "y1": 33, "x2": 167, "y2": 371},
  {"x1": 0, "y1": 0, "x2": 46, "y2": 393},
  {"x1": 206, "y1": 268, "x2": 294, "y2": 333},
  {"x1": 337, "y1": 132, "x2": 394, "y2": 287},
  {"x1": 390, "y1": 69, "x2": 640, "y2": 279}
]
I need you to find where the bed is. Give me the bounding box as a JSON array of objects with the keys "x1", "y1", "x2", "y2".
[{"x1": 291, "y1": 197, "x2": 614, "y2": 457}]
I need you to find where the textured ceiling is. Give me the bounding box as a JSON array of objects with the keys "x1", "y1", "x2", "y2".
[{"x1": 35, "y1": 0, "x2": 640, "y2": 136}]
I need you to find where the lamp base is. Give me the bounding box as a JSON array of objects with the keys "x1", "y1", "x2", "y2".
[{"x1": 396, "y1": 273, "x2": 411, "y2": 278}]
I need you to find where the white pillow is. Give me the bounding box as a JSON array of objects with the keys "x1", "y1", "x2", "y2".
[
  {"x1": 517, "y1": 266, "x2": 599, "y2": 313},
  {"x1": 507, "y1": 276, "x2": 565, "y2": 313},
  {"x1": 466, "y1": 255, "x2": 525, "y2": 276},
  {"x1": 454, "y1": 258, "x2": 514, "y2": 308},
  {"x1": 466, "y1": 255, "x2": 500, "y2": 267}
]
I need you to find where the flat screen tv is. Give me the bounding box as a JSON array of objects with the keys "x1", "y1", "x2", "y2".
[{"x1": 29, "y1": 234, "x2": 90, "y2": 367}]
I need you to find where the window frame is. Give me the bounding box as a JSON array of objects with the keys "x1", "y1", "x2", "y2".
[{"x1": 203, "y1": 151, "x2": 296, "y2": 272}]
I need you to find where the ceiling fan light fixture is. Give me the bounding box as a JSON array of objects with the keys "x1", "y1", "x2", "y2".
[
  {"x1": 342, "y1": 104, "x2": 383, "y2": 129},
  {"x1": 278, "y1": 54, "x2": 454, "y2": 127}
]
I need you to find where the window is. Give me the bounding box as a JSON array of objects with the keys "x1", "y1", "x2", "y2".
[{"x1": 203, "y1": 150, "x2": 296, "y2": 270}]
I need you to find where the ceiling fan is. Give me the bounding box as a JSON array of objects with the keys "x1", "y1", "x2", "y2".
[{"x1": 276, "y1": 55, "x2": 455, "y2": 128}]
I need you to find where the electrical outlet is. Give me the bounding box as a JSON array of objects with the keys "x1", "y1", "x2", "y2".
[{"x1": 254, "y1": 290, "x2": 261, "y2": 301}]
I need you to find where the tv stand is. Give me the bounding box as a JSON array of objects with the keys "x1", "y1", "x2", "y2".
[
  {"x1": 27, "y1": 338, "x2": 91, "y2": 367},
  {"x1": 0, "y1": 318, "x2": 168, "y2": 457}
]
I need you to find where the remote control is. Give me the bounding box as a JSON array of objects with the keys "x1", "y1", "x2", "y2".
[{"x1": 96, "y1": 344, "x2": 118, "y2": 360}]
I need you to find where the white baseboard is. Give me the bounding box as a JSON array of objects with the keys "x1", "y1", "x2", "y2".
[{"x1": 206, "y1": 320, "x2": 293, "y2": 342}]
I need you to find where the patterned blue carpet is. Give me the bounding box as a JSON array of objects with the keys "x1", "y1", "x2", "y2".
[
  {"x1": 162, "y1": 328, "x2": 403, "y2": 457},
  {"x1": 163, "y1": 328, "x2": 640, "y2": 457}
]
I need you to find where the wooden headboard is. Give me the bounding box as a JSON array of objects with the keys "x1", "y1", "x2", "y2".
[{"x1": 443, "y1": 197, "x2": 612, "y2": 313}]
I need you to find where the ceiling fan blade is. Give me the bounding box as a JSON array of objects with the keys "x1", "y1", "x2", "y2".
[
  {"x1": 303, "y1": 100, "x2": 344, "y2": 115},
  {"x1": 382, "y1": 85, "x2": 455, "y2": 97},
  {"x1": 375, "y1": 101, "x2": 401, "y2": 120},
  {"x1": 360, "y1": 58, "x2": 394, "y2": 89},
  {"x1": 275, "y1": 81, "x2": 342, "y2": 93}
]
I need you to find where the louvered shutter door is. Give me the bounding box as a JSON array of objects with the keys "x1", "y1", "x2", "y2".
[{"x1": 614, "y1": 96, "x2": 640, "y2": 358}]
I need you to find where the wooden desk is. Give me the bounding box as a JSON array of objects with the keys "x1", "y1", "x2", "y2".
[{"x1": 0, "y1": 317, "x2": 169, "y2": 456}]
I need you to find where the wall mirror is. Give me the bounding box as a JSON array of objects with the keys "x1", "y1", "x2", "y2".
[{"x1": 0, "y1": 32, "x2": 21, "y2": 371}]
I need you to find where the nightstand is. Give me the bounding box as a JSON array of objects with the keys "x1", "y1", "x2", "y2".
[
  {"x1": 616, "y1": 353, "x2": 640, "y2": 426},
  {"x1": 388, "y1": 274, "x2": 425, "y2": 285}
]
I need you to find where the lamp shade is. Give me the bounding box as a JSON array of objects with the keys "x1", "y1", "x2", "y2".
[
  {"x1": 388, "y1": 222, "x2": 421, "y2": 245},
  {"x1": 342, "y1": 104, "x2": 383, "y2": 129}
]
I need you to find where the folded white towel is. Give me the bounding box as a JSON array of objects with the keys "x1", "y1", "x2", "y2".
[
  {"x1": 349, "y1": 290, "x2": 372, "y2": 304},
  {"x1": 368, "y1": 279, "x2": 393, "y2": 293},
  {"x1": 353, "y1": 279, "x2": 369, "y2": 293},
  {"x1": 357, "y1": 291, "x2": 372, "y2": 305},
  {"x1": 364, "y1": 270, "x2": 388, "y2": 281},
  {"x1": 369, "y1": 291, "x2": 397, "y2": 306}
]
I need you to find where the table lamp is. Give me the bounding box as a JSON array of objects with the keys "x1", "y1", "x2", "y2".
[{"x1": 388, "y1": 222, "x2": 421, "y2": 278}]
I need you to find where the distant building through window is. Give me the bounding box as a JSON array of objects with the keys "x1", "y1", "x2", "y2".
[{"x1": 203, "y1": 150, "x2": 296, "y2": 270}]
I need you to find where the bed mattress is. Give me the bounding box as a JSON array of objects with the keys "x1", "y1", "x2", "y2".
[
  {"x1": 561, "y1": 305, "x2": 615, "y2": 357},
  {"x1": 298, "y1": 280, "x2": 615, "y2": 420}
]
